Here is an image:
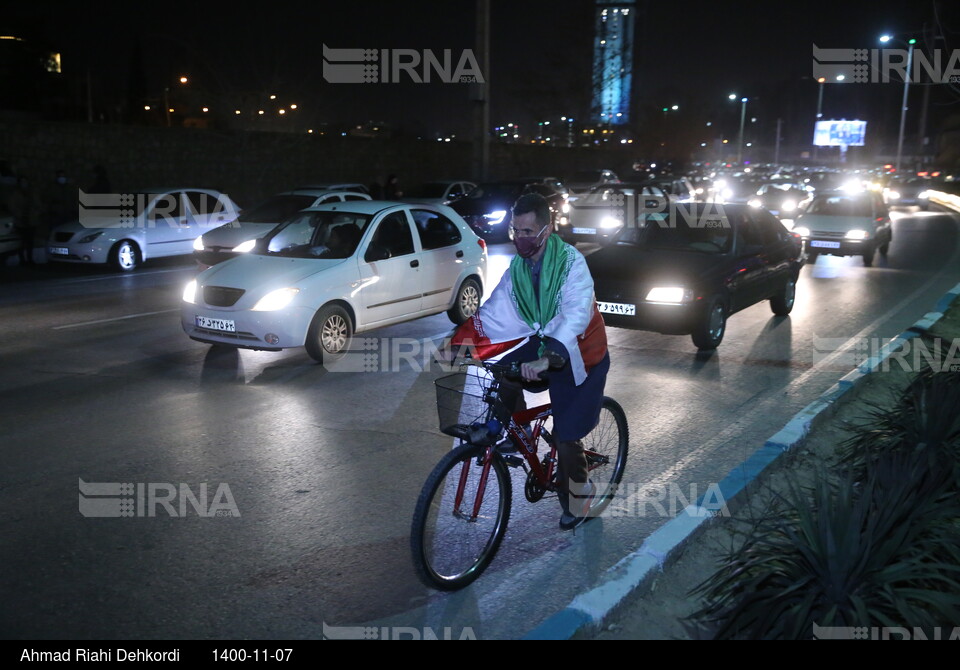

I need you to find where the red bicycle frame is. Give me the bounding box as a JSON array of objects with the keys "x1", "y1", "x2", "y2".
[{"x1": 452, "y1": 402, "x2": 555, "y2": 521}]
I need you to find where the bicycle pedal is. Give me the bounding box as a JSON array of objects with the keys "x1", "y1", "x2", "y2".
[{"x1": 501, "y1": 455, "x2": 525, "y2": 468}]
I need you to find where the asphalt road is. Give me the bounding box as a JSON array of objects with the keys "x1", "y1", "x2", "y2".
[{"x1": 1, "y1": 206, "x2": 958, "y2": 640}]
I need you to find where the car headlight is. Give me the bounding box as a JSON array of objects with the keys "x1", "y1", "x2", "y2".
[
  {"x1": 561, "y1": 203, "x2": 571, "y2": 214},
  {"x1": 645, "y1": 287, "x2": 692, "y2": 304},
  {"x1": 781, "y1": 200, "x2": 797, "y2": 212},
  {"x1": 193, "y1": 236, "x2": 205, "y2": 251},
  {"x1": 919, "y1": 190, "x2": 931, "y2": 199},
  {"x1": 748, "y1": 198, "x2": 762, "y2": 208},
  {"x1": 845, "y1": 229, "x2": 868, "y2": 240},
  {"x1": 886, "y1": 190, "x2": 900, "y2": 200},
  {"x1": 183, "y1": 279, "x2": 197, "y2": 304},
  {"x1": 721, "y1": 188, "x2": 734, "y2": 200},
  {"x1": 77, "y1": 231, "x2": 103, "y2": 244},
  {"x1": 483, "y1": 210, "x2": 507, "y2": 224},
  {"x1": 232, "y1": 239, "x2": 257, "y2": 253},
  {"x1": 793, "y1": 226, "x2": 811, "y2": 238},
  {"x1": 599, "y1": 216, "x2": 622, "y2": 229},
  {"x1": 251, "y1": 288, "x2": 300, "y2": 311}
]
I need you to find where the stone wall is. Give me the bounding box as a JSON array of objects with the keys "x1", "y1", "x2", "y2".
[{"x1": 0, "y1": 118, "x2": 637, "y2": 207}]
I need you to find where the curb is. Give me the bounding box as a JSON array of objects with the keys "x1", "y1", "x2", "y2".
[{"x1": 525, "y1": 269, "x2": 960, "y2": 639}]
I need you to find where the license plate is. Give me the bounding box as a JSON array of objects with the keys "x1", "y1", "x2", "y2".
[
  {"x1": 597, "y1": 301, "x2": 636, "y2": 316},
  {"x1": 195, "y1": 315, "x2": 236, "y2": 332},
  {"x1": 810, "y1": 240, "x2": 841, "y2": 249},
  {"x1": 49, "y1": 247, "x2": 69, "y2": 255},
  {"x1": 572, "y1": 227, "x2": 596, "y2": 235}
]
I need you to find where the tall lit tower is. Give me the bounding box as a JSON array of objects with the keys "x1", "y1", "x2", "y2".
[{"x1": 592, "y1": 0, "x2": 635, "y2": 126}]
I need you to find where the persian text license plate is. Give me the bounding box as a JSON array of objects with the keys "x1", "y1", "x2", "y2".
[
  {"x1": 597, "y1": 301, "x2": 636, "y2": 316},
  {"x1": 810, "y1": 240, "x2": 841, "y2": 249},
  {"x1": 572, "y1": 227, "x2": 597, "y2": 235},
  {"x1": 49, "y1": 247, "x2": 69, "y2": 255},
  {"x1": 195, "y1": 315, "x2": 236, "y2": 332}
]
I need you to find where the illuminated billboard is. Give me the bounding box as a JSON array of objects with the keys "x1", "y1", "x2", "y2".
[{"x1": 813, "y1": 120, "x2": 866, "y2": 147}]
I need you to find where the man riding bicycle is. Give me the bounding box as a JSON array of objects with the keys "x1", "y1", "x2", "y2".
[{"x1": 443, "y1": 193, "x2": 610, "y2": 531}]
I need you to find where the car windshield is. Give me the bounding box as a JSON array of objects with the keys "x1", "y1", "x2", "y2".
[
  {"x1": 259, "y1": 211, "x2": 371, "y2": 259},
  {"x1": 405, "y1": 183, "x2": 449, "y2": 198},
  {"x1": 617, "y1": 213, "x2": 733, "y2": 254},
  {"x1": 467, "y1": 183, "x2": 524, "y2": 201},
  {"x1": 237, "y1": 195, "x2": 317, "y2": 223},
  {"x1": 806, "y1": 195, "x2": 873, "y2": 217}
]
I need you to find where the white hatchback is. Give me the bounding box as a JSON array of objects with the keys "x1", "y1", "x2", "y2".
[
  {"x1": 48, "y1": 187, "x2": 241, "y2": 271},
  {"x1": 181, "y1": 201, "x2": 487, "y2": 363}
]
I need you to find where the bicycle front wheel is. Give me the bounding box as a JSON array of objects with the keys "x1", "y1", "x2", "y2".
[
  {"x1": 583, "y1": 397, "x2": 629, "y2": 517},
  {"x1": 410, "y1": 443, "x2": 512, "y2": 591}
]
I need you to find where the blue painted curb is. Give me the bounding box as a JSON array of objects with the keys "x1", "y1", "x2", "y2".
[{"x1": 527, "y1": 278, "x2": 960, "y2": 640}]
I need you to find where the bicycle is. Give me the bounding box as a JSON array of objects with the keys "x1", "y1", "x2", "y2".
[{"x1": 410, "y1": 359, "x2": 629, "y2": 591}]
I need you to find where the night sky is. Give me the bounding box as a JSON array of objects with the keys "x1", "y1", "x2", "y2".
[{"x1": 7, "y1": 0, "x2": 960, "y2": 145}]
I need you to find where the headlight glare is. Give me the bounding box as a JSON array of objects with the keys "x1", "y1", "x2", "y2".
[
  {"x1": 232, "y1": 239, "x2": 257, "y2": 253},
  {"x1": 646, "y1": 287, "x2": 690, "y2": 304},
  {"x1": 252, "y1": 288, "x2": 300, "y2": 311},
  {"x1": 483, "y1": 210, "x2": 507, "y2": 224},
  {"x1": 183, "y1": 280, "x2": 197, "y2": 304}
]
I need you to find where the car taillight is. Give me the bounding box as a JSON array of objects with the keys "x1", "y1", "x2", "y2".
[{"x1": 477, "y1": 238, "x2": 487, "y2": 252}]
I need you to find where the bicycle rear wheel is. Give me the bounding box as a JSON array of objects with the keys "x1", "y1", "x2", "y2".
[
  {"x1": 582, "y1": 397, "x2": 629, "y2": 517},
  {"x1": 411, "y1": 443, "x2": 512, "y2": 591}
]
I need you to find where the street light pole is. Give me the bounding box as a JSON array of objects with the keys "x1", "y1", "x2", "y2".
[
  {"x1": 895, "y1": 41, "x2": 914, "y2": 174},
  {"x1": 737, "y1": 97, "x2": 747, "y2": 165},
  {"x1": 814, "y1": 77, "x2": 825, "y2": 160}
]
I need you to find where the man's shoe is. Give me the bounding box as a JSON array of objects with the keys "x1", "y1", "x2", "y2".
[{"x1": 558, "y1": 480, "x2": 597, "y2": 532}]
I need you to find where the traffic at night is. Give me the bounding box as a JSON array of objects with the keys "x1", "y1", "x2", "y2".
[{"x1": 2, "y1": 0, "x2": 960, "y2": 646}]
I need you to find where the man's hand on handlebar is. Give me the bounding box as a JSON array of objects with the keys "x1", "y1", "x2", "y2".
[{"x1": 520, "y1": 356, "x2": 550, "y2": 382}]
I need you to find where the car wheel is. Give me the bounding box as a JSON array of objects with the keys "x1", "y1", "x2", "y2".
[
  {"x1": 110, "y1": 240, "x2": 140, "y2": 272},
  {"x1": 862, "y1": 245, "x2": 876, "y2": 267},
  {"x1": 305, "y1": 304, "x2": 353, "y2": 364},
  {"x1": 770, "y1": 276, "x2": 796, "y2": 316},
  {"x1": 691, "y1": 296, "x2": 727, "y2": 350},
  {"x1": 447, "y1": 277, "x2": 481, "y2": 325}
]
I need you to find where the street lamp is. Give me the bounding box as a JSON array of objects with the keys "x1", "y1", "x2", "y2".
[
  {"x1": 729, "y1": 94, "x2": 748, "y2": 165},
  {"x1": 880, "y1": 34, "x2": 916, "y2": 173},
  {"x1": 163, "y1": 75, "x2": 189, "y2": 127}
]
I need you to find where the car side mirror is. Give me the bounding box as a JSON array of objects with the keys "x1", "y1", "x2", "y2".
[{"x1": 365, "y1": 245, "x2": 391, "y2": 262}]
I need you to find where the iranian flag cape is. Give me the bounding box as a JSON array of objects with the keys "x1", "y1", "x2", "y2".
[{"x1": 451, "y1": 240, "x2": 607, "y2": 385}]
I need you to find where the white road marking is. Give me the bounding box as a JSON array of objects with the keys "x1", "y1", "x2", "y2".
[{"x1": 53, "y1": 309, "x2": 180, "y2": 330}]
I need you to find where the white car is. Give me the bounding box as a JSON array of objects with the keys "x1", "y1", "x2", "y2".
[
  {"x1": 793, "y1": 191, "x2": 892, "y2": 266},
  {"x1": 48, "y1": 187, "x2": 241, "y2": 271},
  {"x1": 182, "y1": 201, "x2": 488, "y2": 363},
  {"x1": 193, "y1": 188, "x2": 372, "y2": 269}
]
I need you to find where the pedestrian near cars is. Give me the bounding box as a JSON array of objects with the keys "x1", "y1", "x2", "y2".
[
  {"x1": 384, "y1": 174, "x2": 403, "y2": 199},
  {"x1": 9, "y1": 175, "x2": 40, "y2": 265},
  {"x1": 443, "y1": 192, "x2": 610, "y2": 531}
]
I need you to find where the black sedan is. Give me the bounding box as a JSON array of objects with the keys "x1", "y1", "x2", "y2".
[
  {"x1": 449, "y1": 179, "x2": 566, "y2": 242},
  {"x1": 585, "y1": 203, "x2": 803, "y2": 350}
]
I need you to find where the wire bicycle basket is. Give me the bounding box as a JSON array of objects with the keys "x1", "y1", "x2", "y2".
[{"x1": 434, "y1": 366, "x2": 498, "y2": 438}]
